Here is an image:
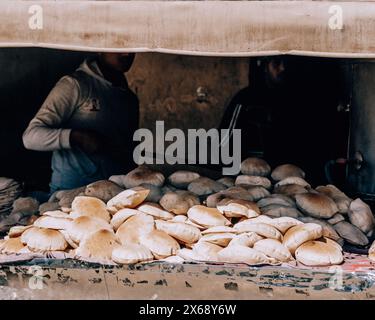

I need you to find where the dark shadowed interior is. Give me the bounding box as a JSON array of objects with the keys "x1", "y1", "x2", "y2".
[{"x1": 0, "y1": 48, "x2": 351, "y2": 194}]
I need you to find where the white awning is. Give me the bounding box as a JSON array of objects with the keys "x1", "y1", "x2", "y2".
[{"x1": 1, "y1": 1, "x2": 375, "y2": 57}]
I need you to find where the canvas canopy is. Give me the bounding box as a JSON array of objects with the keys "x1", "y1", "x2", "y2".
[{"x1": 1, "y1": 0, "x2": 375, "y2": 58}]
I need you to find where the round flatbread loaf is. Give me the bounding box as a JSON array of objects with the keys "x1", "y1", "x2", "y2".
[
  {"x1": 257, "y1": 195, "x2": 295, "y2": 208},
  {"x1": 187, "y1": 205, "x2": 231, "y2": 228},
  {"x1": 7, "y1": 225, "x2": 32, "y2": 238},
  {"x1": 271, "y1": 164, "x2": 305, "y2": 181},
  {"x1": 23, "y1": 228, "x2": 68, "y2": 252},
  {"x1": 168, "y1": 170, "x2": 200, "y2": 189},
  {"x1": 85, "y1": 180, "x2": 123, "y2": 202},
  {"x1": 67, "y1": 216, "x2": 113, "y2": 244},
  {"x1": 54, "y1": 187, "x2": 86, "y2": 208},
  {"x1": 333, "y1": 221, "x2": 369, "y2": 246},
  {"x1": 33, "y1": 216, "x2": 72, "y2": 230},
  {"x1": 217, "y1": 245, "x2": 274, "y2": 265},
  {"x1": 295, "y1": 240, "x2": 343, "y2": 266},
  {"x1": 235, "y1": 175, "x2": 272, "y2": 189},
  {"x1": 71, "y1": 196, "x2": 111, "y2": 222},
  {"x1": 107, "y1": 187, "x2": 149, "y2": 211},
  {"x1": 217, "y1": 198, "x2": 260, "y2": 218},
  {"x1": 59, "y1": 230, "x2": 78, "y2": 249},
  {"x1": 192, "y1": 241, "x2": 222, "y2": 262},
  {"x1": 20, "y1": 227, "x2": 38, "y2": 244},
  {"x1": 12, "y1": 197, "x2": 39, "y2": 215},
  {"x1": 122, "y1": 166, "x2": 165, "y2": 188},
  {"x1": 187, "y1": 177, "x2": 226, "y2": 196},
  {"x1": 162, "y1": 255, "x2": 185, "y2": 263},
  {"x1": 275, "y1": 177, "x2": 310, "y2": 189},
  {"x1": 234, "y1": 222, "x2": 282, "y2": 241},
  {"x1": 295, "y1": 193, "x2": 338, "y2": 219},
  {"x1": 268, "y1": 217, "x2": 303, "y2": 234},
  {"x1": 261, "y1": 204, "x2": 302, "y2": 218},
  {"x1": 155, "y1": 220, "x2": 201, "y2": 244},
  {"x1": 201, "y1": 226, "x2": 237, "y2": 235},
  {"x1": 234, "y1": 215, "x2": 273, "y2": 228},
  {"x1": 116, "y1": 213, "x2": 155, "y2": 245},
  {"x1": 0, "y1": 237, "x2": 25, "y2": 254},
  {"x1": 241, "y1": 186, "x2": 270, "y2": 201},
  {"x1": 171, "y1": 215, "x2": 188, "y2": 223},
  {"x1": 316, "y1": 185, "x2": 351, "y2": 214},
  {"x1": 137, "y1": 202, "x2": 174, "y2": 220},
  {"x1": 42, "y1": 210, "x2": 70, "y2": 218},
  {"x1": 110, "y1": 208, "x2": 139, "y2": 231},
  {"x1": 240, "y1": 158, "x2": 271, "y2": 177},
  {"x1": 327, "y1": 214, "x2": 346, "y2": 225},
  {"x1": 253, "y1": 239, "x2": 292, "y2": 262},
  {"x1": 348, "y1": 198, "x2": 375, "y2": 234},
  {"x1": 283, "y1": 223, "x2": 323, "y2": 255},
  {"x1": 112, "y1": 244, "x2": 154, "y2": 264},
  {"x1": 206, "y1": 186, "x2": 255, "y2": 207},
  {"x1": 177, "y1": 248, "x2": 203, "y2": 261},
  {"x1": 199, "y1": 233, "x2": 235, "y2": 247},
  {"x1": 39, "y1": 202, "x2": 60, "y2": 214},
  {"x1": 298, "y1": 217, "x2": 341, "y2": 241},
  {"x1": 205, "y1": 192, "x2": 227, "y2": 208},
  {"x1": 75, "y1": 229, "x2": 118, "y2": 261},
  {"x1": 228, "y1": 232, "x2": 263, "y2": 248},
  {"x1": 216, "y1": 177, "x2": 235, "y2": 188},
  {"x1": 159, "y1": 191, "x2": 200, "y2": 215},
  {"x1": 274, "y1": 184, "x2": 308, "y2": 197},
  {"x1": 140, "y1": 229, "x2": 180, "y2": 259}
]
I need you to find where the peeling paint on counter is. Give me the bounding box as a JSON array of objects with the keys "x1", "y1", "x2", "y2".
[{"x1": 0, "y1": 255, "x2": 374, "y2": 299}]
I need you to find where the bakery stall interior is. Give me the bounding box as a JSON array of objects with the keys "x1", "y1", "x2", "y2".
[
  {"x1": 0, "y1": 49, "x2": 353, "y2": 191},
  {"x1": 1, "y1": 0, "x2": 375, "y2": 300},
  {"x1": 1, "y1": 48, "x2": 374, "y2": 253}
]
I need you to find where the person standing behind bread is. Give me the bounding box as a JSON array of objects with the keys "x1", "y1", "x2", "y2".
[{"x1": 23, "y1": 53, "x2": 139, "y2": 194}]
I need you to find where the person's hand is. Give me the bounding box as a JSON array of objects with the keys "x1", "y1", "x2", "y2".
[{"x1": 69, "y1": 129, "x2": 108, "y2": 154}]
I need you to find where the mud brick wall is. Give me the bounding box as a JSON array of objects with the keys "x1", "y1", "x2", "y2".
[{"x1": 127, "y1": 53, "x2": 248, "y2": 132}]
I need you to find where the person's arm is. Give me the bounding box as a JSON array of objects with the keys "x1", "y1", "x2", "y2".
[{"x1": 23, "y1": 76, "x2": 81, "y2": 152}]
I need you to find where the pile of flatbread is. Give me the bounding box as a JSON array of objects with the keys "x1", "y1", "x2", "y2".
[
  {"x1": 0, "y1": 183, "x2": 342, "y2": 267},
  {"x1": 1, "y1": 158, "x2": 374, "y2": 267},
  {"x1": 0, "y1": 178, "x2": 22, "y2": 216}
]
